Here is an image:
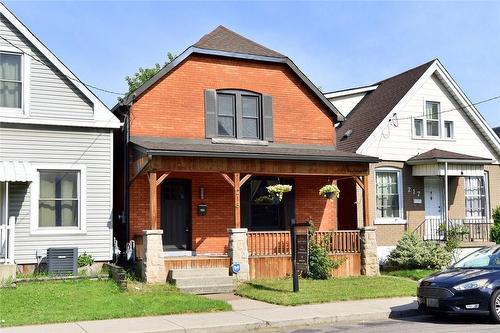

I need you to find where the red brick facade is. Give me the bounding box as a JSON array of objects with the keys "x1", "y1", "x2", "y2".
[
  {"x1": 130, "y1": 54, "x2": 336, "y2": 145},
  {"x1": 128, "y1": 53, "x2": 342, "y2": 254}
]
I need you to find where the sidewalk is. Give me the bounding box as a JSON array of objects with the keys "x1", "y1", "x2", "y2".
[{"x1": 0, "y1": 295, "x2": 418, "y2": 333}]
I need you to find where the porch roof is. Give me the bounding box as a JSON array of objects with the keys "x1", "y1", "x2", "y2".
[
  {"x1": 0, "y1": 161, "x2": 34, "y2": 182},
  {"x1": 407, "y1": 148, "x2": 492, "y2": 165},
  {"x1": 130, "y1": 136, "x2": 379, "y2": 163}
]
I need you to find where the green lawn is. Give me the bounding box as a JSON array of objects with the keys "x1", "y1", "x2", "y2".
[
  {"x1": 236, "y1": 276, "x2": 417, "y2": 306},
  {"x1": 382, "y1": 269, "x2": 439, "y2": 281},
  {"x1": 0, "y1": 279, "x2": 230, "y2": 327}
]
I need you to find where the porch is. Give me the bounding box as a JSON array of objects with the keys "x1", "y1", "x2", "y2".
[
  {"x1": 407, "y1": 149, "x2": 494, "y2": 243},
  {"x1": 128, "y1": 137, "x2": 378, "y2": 281}
]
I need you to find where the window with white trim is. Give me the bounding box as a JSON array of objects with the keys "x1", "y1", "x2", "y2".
[
  {"x1": 375, "y1": 168, "x2": 403, "y2": 220},
  {"x1": 464, "y1": 176, "x2": 486, "y2": 218},
  {"x1": 425, "y1": 101, "x2": 440, "y2": 137},
  {"x1": 0, "y1": 52, "x2": 22, "y2": 109},
  {"x1": 444, "y1": 121, "x2": 454, "y2": 139},
  {"x1": 38, "y1": 170, "x2": 80, "y2": 228}
]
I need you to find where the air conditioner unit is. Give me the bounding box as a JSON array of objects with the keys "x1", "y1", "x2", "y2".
[{"x1": 47, "y1": 248, "x2": 78, "y2": 275}]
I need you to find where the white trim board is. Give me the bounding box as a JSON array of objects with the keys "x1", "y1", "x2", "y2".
[{"x1": 0, "y1": 3, "x2": 120, "y2": 129}]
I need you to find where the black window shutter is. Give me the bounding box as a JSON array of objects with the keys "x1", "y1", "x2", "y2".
[
  {"x1": 204, "y1": 89, "x2": 217, "y2": 138},
  {"x1": 262, "y1": 94, "x2": 274, "y2": 142}
]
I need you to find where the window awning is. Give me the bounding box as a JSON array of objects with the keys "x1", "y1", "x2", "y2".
[{"x1": 0, "y1": 161, "x2": 34, "y2": 182}]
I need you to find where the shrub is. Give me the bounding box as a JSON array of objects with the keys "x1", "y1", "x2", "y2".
[
  {"x1": 387, "y1": 232, "x2": 451, "y2": 269},
  {"x1": 306, "y1": 224, "x2": 343, "y2": 279},
  {"x1": 78, "y1": 253, "x2": 94, "y2": 268},
  {"x1": 491, "y1": 206, "x2": 500, "y2": 244}
]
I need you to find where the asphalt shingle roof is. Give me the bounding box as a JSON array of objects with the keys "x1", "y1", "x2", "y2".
[
  {"x1": 407, "y1": 148, "x2": 491, "y2": 162},
  {"x1": 335, "y1": 60, "x2": 435, "y2": 152},
  {"x1": 194, "y1": 25, "x2": 285, "y2": 58}
]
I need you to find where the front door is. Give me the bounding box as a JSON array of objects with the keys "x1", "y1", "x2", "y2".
[
  {"x1": 161, "y1": 180, "x2": 191, "y2": 251},
  {"x1": 424, "y1": 177, "x2": 443, "y2": 240}
]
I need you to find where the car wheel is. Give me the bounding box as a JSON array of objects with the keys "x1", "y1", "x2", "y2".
[{"x1": 490, "y1": 289, "x2": 500, "y2": 323}]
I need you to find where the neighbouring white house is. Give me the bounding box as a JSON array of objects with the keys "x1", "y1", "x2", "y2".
[
  {"x1": 0, "y1": 3, "x2": 120, "y2": 278},
  {"x1": 327, "y1": 59, "x2": 500, "y2": 263}
]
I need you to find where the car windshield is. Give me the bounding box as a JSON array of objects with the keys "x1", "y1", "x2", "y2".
[{"x1": 453, "y1": 247, "x2": 500, "y2": 269}]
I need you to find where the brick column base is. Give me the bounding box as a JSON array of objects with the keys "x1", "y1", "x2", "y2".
[
  {"x1": 142, "y1": 230, "x2": 167, "y2": 283},
  {"x1": 360, "y1": 226, "x2": 379, "y2": 276},
  {"x1": 228, "y1": 228, "x2": 250, "y2": 281}
]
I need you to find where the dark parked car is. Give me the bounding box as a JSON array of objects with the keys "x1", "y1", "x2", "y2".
[{"x1": 418, "y1": 245, "x2": 500, "y2": 322}]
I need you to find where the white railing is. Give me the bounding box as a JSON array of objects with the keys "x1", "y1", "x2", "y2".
[{"x1": 0, "y1": 216, "x2": 15, "y2": 264}]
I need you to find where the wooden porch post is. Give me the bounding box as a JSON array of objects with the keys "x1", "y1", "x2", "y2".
[
  {"x1": 148, "y1": 171, "x2": 158, "y2": 230},
  {"x1": 234, "y1": 173, "x2": 241, "y2": 228},
  {"x1": 362, "y1": 175, "x2": 370, "y2": 227}
]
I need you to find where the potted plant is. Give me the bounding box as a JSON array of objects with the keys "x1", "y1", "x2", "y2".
[
  {"x1": 266, "y1": 184, "x2": 292, "y2": 201},
  {"x1": 319, "y1": 184, "x2": 340, "y2": 200}
]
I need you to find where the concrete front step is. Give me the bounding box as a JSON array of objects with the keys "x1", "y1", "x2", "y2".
[
  {"x1": 178, "y1": 284, "x2": 235, "y2": 294},
  {"x1": 168, "y1": 267, "x2": 229, "y2": 279},
  {"x1": 168, "y1": 268, "x2": 235, "y2": 294},
  {"x1": 173, "y1": 276, "x2": 235, "y2": 288}
]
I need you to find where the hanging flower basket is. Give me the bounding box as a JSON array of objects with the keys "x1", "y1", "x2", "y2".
[
  {"x1": 319, "y1": 184, "x2": 340, "y2": 200},
  {"x1": 266, "y1": 184, "x2": 292, "y2": 202}
]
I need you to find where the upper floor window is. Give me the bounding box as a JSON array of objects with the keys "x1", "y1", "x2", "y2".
[
  {"x1": 425, "y1": 101, "x2": 440, "y2": 137},
  {"x1": 0, "y1": 52, "x2": 22, "y2": 109},
  {"x1": 205, "y1": 89, "x2": 273, "y2": 142},
  {"x1": 216, "y1": 90, "x2": 261, "y2": 139}
]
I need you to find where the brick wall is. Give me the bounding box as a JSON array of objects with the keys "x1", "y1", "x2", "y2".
[
  {"x1": 129, "y1": 54, "x2": 335, "y2": 146},
  {"x1": 129, "y1": 173, "x2": 337, "y2": 254}
]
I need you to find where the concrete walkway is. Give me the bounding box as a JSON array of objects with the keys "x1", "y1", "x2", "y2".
[{"x1": 0, "y1": 296, "x2": 418, "y2": 333}]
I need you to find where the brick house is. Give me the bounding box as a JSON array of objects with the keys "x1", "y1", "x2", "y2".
[
  {"x1": 326, "y1": 59, "x2": 500, "y2": 263},
  {"x1": 113, "y1": 26, "x2": 378, "y2": 285}
]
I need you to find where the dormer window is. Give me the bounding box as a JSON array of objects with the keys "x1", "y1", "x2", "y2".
[
  {"x1": 205, "y1": 89, "x2": 273, "y2": 142},
  {"x1": 0, "y1": 52, "x2": 22, "y2": 109}
]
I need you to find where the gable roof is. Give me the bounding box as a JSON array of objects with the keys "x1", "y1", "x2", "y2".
[
  {"x1": 407, "y1": 148, "x2": 491, "y2": 164},
  {"x1": 0, "y1": 3, "x2": 120, "y2": 128},
  {"x1": 335, "y1": 60, "x2": 435, "y2": 152},
  {"x1": 494, "y1": 127, "x2": 500, "y2": 138},
  {"x1": 194, "y1": 25, "x2": 285, "y2": 58},
  {"x1": 115, "y1": 26, "x2": 343, "y2": 122}
]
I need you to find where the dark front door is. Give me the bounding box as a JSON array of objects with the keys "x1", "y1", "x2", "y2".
[{"x1": 161, "y1": 180, "x2": 191, "y2": 251}]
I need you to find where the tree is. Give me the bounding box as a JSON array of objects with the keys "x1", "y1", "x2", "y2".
[{"x1": 121, "y1": 52, "x2": 176, "y2": 99}]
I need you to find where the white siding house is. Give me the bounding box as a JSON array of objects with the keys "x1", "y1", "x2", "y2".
[
  {"x1": 328, "y1": 59, "x2": 500, "y2": 264},
  {"x1": 0, "y1": 4, "x2": 120, "y2": 269}
]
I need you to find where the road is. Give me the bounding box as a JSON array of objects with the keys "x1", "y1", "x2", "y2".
[{"x1": 276, "y1": 315, "x2": 500, "y2": 332}]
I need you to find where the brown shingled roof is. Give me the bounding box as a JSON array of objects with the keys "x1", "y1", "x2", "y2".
[
  {"x1": 493, "y1": 127, "x2": 500, "y2": 138},
  {"x1": 407, "y1": 148, "x2": 491, "y2": 162},
  {"x1": 336, "y1": 60, "x2": 436, "y2": 152},
  {"x1": 194, "y1": 25, "x2": 285, "y2": 58}
]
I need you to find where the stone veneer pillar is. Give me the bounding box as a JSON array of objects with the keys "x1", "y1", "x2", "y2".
[
  {"x1": 360, "y1": 226, "x2": 379, "y2": 276},
  {"x1": 142, "y1": 230, "x2": 167, "y2": 283},
  {"x1": 227, "y1": 228, "x2": 250, "y2": 281}
]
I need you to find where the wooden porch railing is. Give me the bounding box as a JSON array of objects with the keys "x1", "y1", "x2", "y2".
[{"x1": 247, "y1": 230, "x2": 361, "y2": 257}]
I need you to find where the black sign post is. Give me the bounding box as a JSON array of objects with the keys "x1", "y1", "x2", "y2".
[{"x1": 291, "y1": 219, "x2": 310, "y2": 293}]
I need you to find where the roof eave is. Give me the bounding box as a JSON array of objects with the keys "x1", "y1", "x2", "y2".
[{"x1": 407, "y1": 158, "x2": 493, "y2": 165}]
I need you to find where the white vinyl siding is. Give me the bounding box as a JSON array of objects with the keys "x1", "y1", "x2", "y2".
[
  {"x1": 361, "y1": 74, "x2": 497, "y2": 162},
  {"x1": 328, "y1": 92, "x2": 367, "y2": 117},
  {"x1": 0, "y1": 13, "x2": 94, "y2": 120},
  {"x1": 0, "y1": 123, "x2": 112, "y2": 264}
]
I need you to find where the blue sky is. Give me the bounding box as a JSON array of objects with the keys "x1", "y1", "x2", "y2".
[{"x1": 6, "y1": 1, "x2": 500, "y2": 126}]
